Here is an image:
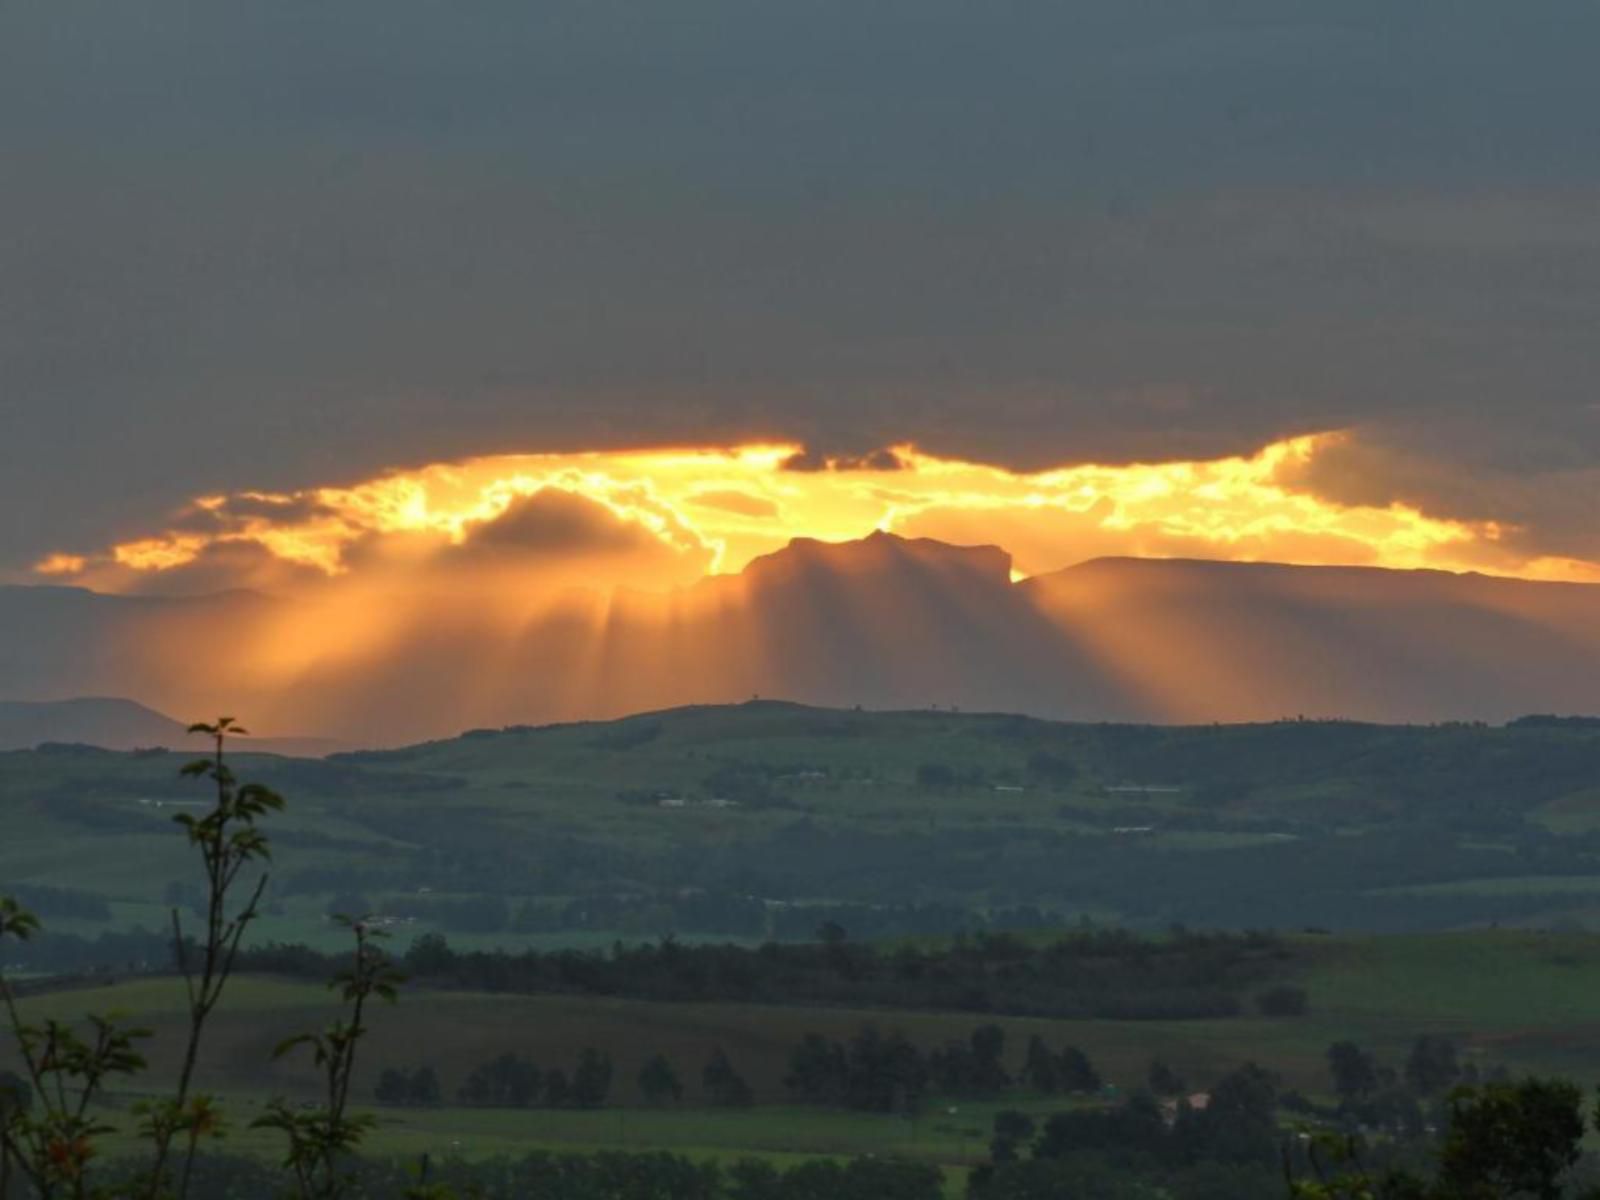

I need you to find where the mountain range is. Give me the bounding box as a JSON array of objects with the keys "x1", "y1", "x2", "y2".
[
  {"x1": 4, "y1": 532, "x2": 1599, "y2": 745},
  {"x1": 0, "y1": 697, "x2": 343, "y2": 755}
]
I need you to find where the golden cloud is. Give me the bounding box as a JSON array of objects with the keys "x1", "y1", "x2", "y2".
[{"x1": 38, "y1": 432, "x2": 1598, "y2": 596}]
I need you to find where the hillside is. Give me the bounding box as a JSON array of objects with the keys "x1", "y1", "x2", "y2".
[
  {"x1": 0, "y1": 696, "x2": 187, "y2": 751},
  {"x1": 5, "y1": 703, "x2": 1600, "y2": 962},
  {"x1": 0, "y1": 696, "x2": 342, "y2": 755}
]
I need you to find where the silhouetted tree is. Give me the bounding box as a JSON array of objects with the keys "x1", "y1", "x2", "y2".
[
  {"x1": 703, "y1": 1046, "x2": 754, "y2": 1108},
  {"x1": 458, "y1": 1052, "x2": 541, "y2": 1107},
  {"x1": 570, "y1": 1048, "x2": 612, "y2": 1109},
  {"x1": 408, "y1": 1065, "x2": 442, "y2": 1107},
  {"x1": 638, "y1": 1053, "x2": 683, "y2": 1105},
  {"x1": 786, "y1": 1033, "x2": 847, "y2": 1105},
  {"x1": 1055, "y1": 1045, "x2": 1101, "y2": 1094},
  {"x1": 1404, "y1": 1035, "x2": 1460, "y2": 1096},
  {"x1": 1148, "y1": 1058, "x2": 1185, "y2": 1097},
  {"x1": 544, "y1": 1068, "x2": 571, "y2": 1108},
  {"x1": 374, "y1": 1068, "x2": 408, "y2": 1106},
  {"x1": 1326, "y1": 1041, "x2": 1379, "y2": 1103},
  {"x1": 989, "y1": 1110, "x2": 1035, "y2": 1163},
  {"x1": 1435, "y1": 1079, "x2": 1584, "y2": 1200},
  {"x1": 1022, "y1": 1035, "x2": 1058, "y2": 1093}
]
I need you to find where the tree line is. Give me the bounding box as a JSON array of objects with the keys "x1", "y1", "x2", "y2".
[
  {"x1": 369, "y1": 1045, "x2": 758, "y2": 1113},
  {"x1": 783, "y1": 1024, "x2": 1105, "y2": 1112},
  {"x1": 232, "y1": 925, "x2": 1298, "y2": 1021},
  {"x1": 18, "y1": 1149, "x2": 944, "y2": 1200}
]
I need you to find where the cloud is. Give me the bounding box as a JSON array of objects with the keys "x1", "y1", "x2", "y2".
[
  {"x1": 6, "y1": 4, "x2": 1600, "y2": 573},
  {"x1": 687, "y1": 489, "x2": 781, "y2": 519},
  {"x1": 43, "y1": 433, "x2": 1599, "y2": 599},
  {"x1": 1272, "y1": 434, "x2": 1600, "y2": 576},
  {"x1": 122, "y1": 538, "x2": 329, "y2": 596},
  {"x1": 436, "y1": 488, "x2": 713, "y2": 587},
  {"x1": 781, "y1": 448, "x2": 909, "y2": 473},
  {"x1": 448, "y1": 490, "x2": 668, "y2": 559}
]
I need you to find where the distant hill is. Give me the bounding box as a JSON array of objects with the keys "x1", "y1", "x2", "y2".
[
  {"x1": 4, "y1": 535, "x2": 1600, "y2": 743},
  {"x1": 0, "y1": 697, "x2": 187, "y2": 751},
  {"x1": 10, "y1": 699, "x2": 1600, "y2": 940},
  {"x1": 0, "y1": 696, "x2": 341, "y2": 756},
  {"x1": 1021, "y1": 555, "x2": 1600, "y2": 724}
]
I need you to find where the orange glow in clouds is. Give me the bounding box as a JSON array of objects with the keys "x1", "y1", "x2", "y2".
[{"x1": 40, "y1": 432, "x2": 1596, "y2": 594}]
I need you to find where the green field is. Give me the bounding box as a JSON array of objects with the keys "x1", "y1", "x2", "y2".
[
  {"x1": 8, "y1": 703, "x2": 1600, "y2": 1192},
  {"x1": 10, "y1": 929, "x2": 1600, "y2": 1184},
  {"x1": 7, "y1": 703, "x2": 1600, "y2": 957}
]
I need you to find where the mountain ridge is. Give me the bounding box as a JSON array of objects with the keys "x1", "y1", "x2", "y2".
[
  {"x1": 0, "y1": 696, "x2": 342, "y2": 756},
  {"x1": 4, "y1": 536, "x2": 1600, "y2": 741}
]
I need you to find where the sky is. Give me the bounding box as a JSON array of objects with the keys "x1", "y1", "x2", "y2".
[{"x1": 5, "y1": 2, "x2": 1600, "y2": 591}]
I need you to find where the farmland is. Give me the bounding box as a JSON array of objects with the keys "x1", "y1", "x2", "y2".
[
  {"x1": 7, "y1": 704, "x2": 1600, "y2": 1194},
  {"x1": 11, "y1": 929, "x2": 1600, "y2": 1182},
  {"x1": 5, "y1": 703, "x2": 1600, "y2": 971}
]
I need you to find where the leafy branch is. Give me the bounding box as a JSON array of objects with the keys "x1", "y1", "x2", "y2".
[
  {"x1": 254, "y1": 919, "x2": 404, "y2": 1200},
  {"x1": 2, "y1": 712, "x2": 400, "y2": 1200},
  {"x1": 138, "y1": 718, "x2": 282, "y2": 1199}
]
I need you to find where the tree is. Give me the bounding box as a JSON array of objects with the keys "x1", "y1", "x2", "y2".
[
  {"x1": 1055, "y1": 1045, "x2": 1101, "y2": 1094},
  {"x1": 459, "y1": 1053, "x2": 541, "y2": 1108},
  {"x1": 1327, "y1": 1042, "x2": 1380, "y2": 1103},
  {"x1": 544, "y1": 1068, "x2": 571, "y2": 1108},
  {"x1": 704, "y1": 1046, "x2": 754, "y2": 1108},
  {"x1": 727, "y1": 1158, "x2": 782, "y2": 1199},
  {"x1": 1172, "y1": 1063, "x2": 1280, "y2": 1168},
  {"x1": 990, "y1": 1110, "x2": 1035, "y2": 1163},
  {"x1": 408, "y1": 1066, "x2": 442, "y2": 1107},
  {"x1": 971, "y1": 1025, "x2": 1011, "y2": 1094},
  {"x1": 1434, "y1": 1079, "x2": 1585, "y2": 1200},
  {"x1": 371, "y1": 1065, "x2": 439, "y2": 1107},
  {"x1": 374, "y1": 1068, "x2": 410, "y2": 1106},
  {"x1": 1403, "y1": 1036, "x2": 1460, "y2": 1096},
  {"x1": 499, "y1": 1054, "x2": 542, "y2": 1107},
  {"x1": 1148, "y1": 1058, "x2": 1185, "y2": 1097},
  {"x1": 404, "y1": 931, "x2": 455, "y2": 975},
  {"x1": 570, "y1": 1048, "x2": 612, "y2": 1109},
  {"x1": 638, "y1": 1053, "x2": 683, "y2": 1105},
  {"x1": 1, "y1": 715, "x2": 400, "y2": 1200},
  {"x1": 845, "y1": 1025, "x2": 927, "y2": 1113},
  {"x1": 1208, "y1": 1062, "x2": 1278, "y2": 1123},
  {"x1": 786, "y1": 1033, "x2": 847, "y2": 1105},
  {"x1": 1022, "y1": 1035, "x2": 1058, "y2": 1094}
]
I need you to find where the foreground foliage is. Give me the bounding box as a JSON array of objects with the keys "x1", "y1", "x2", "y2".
[{"x1": 1, "y1": 720, "x2": 396, "y2": 1200}]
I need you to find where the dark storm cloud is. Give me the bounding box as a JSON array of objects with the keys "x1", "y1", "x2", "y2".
[
  {"x1": 167, "y1": 494, "x2": 340, "y2": 534},
  {"x1": 123, "y1": 538, "x2": 326, "y2": 597},
  {"x1": 443, "y1": 489, "x2": 680, "y2": 563},
  {"x1": 4, "y1": 1, "x2": 1600, "y2": 569},
  {"x1": 780, "y1": 448, "x2": 908, "y2": 473}
]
